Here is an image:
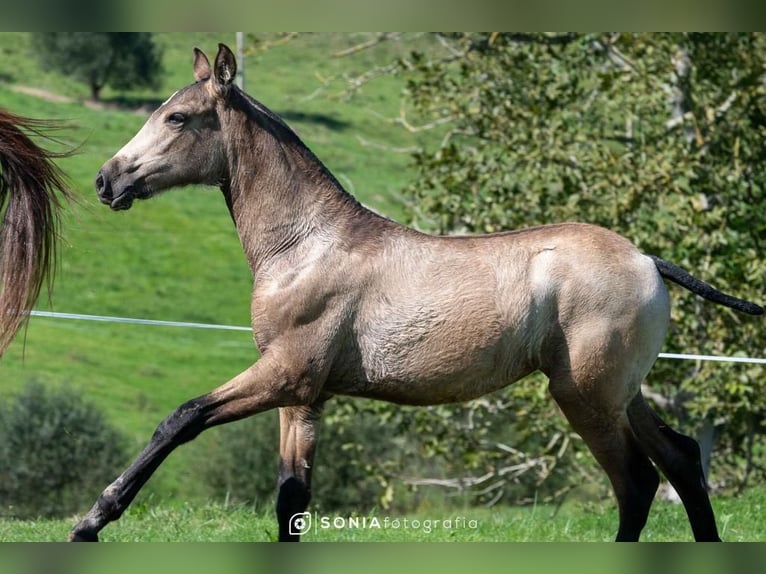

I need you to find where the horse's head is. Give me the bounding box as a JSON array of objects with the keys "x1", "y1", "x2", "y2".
[{"x1": 95, "y1": 44, "x2": 237, "y2": 210}]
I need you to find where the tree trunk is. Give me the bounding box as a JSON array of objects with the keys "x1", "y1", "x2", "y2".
[{"x1": 90, "y1": 82, "x2": 102, "y2": 101}]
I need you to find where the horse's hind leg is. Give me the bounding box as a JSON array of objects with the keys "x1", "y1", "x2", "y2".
[
  {"x1": 276, "y1": 402, "x2": 325, "y2": 541},
  {"x1": 626, "y1": 394, "x2": 720, "y2": 541},
  {"x1": 548, "y1": 378, "x2": 660, "y2": 541}
]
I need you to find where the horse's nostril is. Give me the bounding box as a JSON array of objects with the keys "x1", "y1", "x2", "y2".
[
  {"x1": 95, "y1": 170, "x2": 111, "y2": 199},
  {"x1": 95, "y1": 172, "x2": 105, "y2": 192}
]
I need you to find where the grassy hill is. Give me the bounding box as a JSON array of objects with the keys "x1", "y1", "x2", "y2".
[{"x1": 0, "y1": 32, "x2": 429, "y2": 504}]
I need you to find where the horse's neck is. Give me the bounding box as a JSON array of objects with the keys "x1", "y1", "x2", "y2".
[{"x1": 221, "y1": 122, "x2": 383, "y2": 275}]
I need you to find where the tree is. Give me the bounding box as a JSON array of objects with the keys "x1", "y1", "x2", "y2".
[
  {"x1": 394, "y1": 33, "x2": 766, "y2": 498},
  {"x1": 33, "y1": 33, "x2": 163, "y2": 101}
]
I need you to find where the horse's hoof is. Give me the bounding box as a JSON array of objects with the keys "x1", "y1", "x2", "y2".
[{"x1": 68, "y1": 529, "x2": 99, "y2": 542}]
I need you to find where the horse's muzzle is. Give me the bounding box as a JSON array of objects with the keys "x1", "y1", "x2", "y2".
[{"x1": 95, "y1": 168, "x2": 135, "y2": 211}]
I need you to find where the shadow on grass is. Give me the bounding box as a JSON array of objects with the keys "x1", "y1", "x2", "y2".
[
  {"x1": 93, "y1": 95, "x2": 167, "y2": 114},
  {"x1": 279, "y1": 110, "x2": 350, "y2": 131}
]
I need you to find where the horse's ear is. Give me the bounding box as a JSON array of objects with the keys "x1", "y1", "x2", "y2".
[
  {"x1": 193, "y1": 48, "x2": 211, "y2": 82},
  {"x1": 213, "y1": 43, "x2": 237, "y2": 89}
]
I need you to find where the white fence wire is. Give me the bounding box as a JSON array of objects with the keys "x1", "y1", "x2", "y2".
[{"x1": 28, "y1": 310, "x2": 766, "y2": 365}]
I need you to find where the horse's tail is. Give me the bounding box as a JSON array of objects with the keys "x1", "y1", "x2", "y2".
[
  {"x1": 649, "y1": 255, "x2": 764, "y2": 316},
  {"x1": 0, "y1": 108, "x2": 73, "y2": 357}
]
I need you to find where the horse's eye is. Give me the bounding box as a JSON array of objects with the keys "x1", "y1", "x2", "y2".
[{"x1": 166, "y1": 112, "x2": 186, "y2": 126}]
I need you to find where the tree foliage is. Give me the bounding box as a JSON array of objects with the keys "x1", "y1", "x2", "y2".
[
  {"x1": 394, "y1": 32, "x2": 766, "y2": 498},
  {"x1": 32, "y1": 33, "x2": 163, "y2": 100}
]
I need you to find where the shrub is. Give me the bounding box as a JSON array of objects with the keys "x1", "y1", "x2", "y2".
[{"x1": 0, "y1": 382, "x2": 130, "y2": 519}]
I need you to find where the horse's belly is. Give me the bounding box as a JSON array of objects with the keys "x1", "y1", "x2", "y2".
[
  {"x1": 336, "y1": 269, "x2": 537, "y2": 405},
  {"x1": 343, "y1": 369, "x2": 523, "y2": 406},
  {"x1": 328, "y1": 324, "x2": 533, "y2": 406}
]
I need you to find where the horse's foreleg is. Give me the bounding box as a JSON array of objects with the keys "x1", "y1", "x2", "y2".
[
  {"x1": 68, "y1": 357, "x2": 291, "y2": 542},
  {"x1": 276, "y1": 402, "x2": 325, "y2": 541}
]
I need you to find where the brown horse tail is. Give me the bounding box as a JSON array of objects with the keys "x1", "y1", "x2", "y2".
[
  {"x1": 649, "y1": 255, "x2": 764, "y2": 316},
  {"x1": 0, "y1": 108, "x2": 74, "y2": 357}
]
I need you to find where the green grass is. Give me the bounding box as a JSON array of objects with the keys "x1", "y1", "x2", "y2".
[
  {"x1": 2, "y1": 488, "x2": 764, "y2": 542},
  {"x1": 0, "y1": 33, "x2": 427, "y2": 502}
]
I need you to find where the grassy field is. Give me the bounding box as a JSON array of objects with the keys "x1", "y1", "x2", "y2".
[
  {"x1": 0, "y1": 32, "x2": 428, "y2": 502},
  {"x1": 1, "y1": 487, "x2": 764, "y2": 542}
]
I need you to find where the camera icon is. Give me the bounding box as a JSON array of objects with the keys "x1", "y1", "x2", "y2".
[{"x1": 289, "y1": 512, "x2": 312, "y2": 536}]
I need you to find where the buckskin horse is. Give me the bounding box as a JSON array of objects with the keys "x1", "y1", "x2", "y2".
[
  {"x1": 70, "y1": 44, "x2": 763, "y2": 542},
  {"x1": 0, "y1": 109, "x2": 71, "y2": 358}
]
